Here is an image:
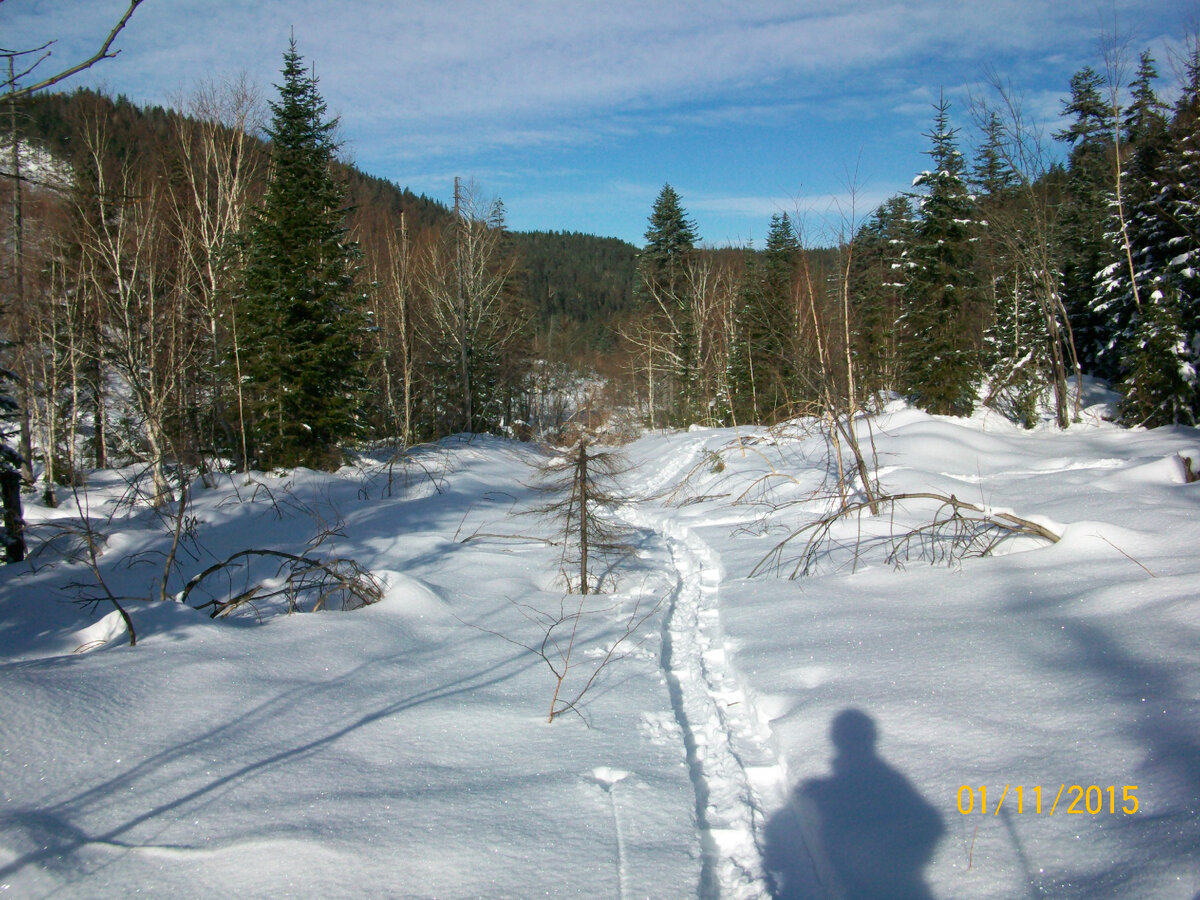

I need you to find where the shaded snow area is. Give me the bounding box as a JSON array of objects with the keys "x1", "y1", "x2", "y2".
[{"x1": 2, "y1": 411, "x2": 1199, "y2": 899}]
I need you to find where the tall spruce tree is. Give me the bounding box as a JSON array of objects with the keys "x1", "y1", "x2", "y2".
[
  {"x1": 971, "y1": 119, "x2": 1048, "y2": 426},
  {"x1": 637, "y1": 184, "x2": 699, "y2": 424},
  {"x1": 746, "y1": 213, "x2": 801, "y2": 420},
  {"x1": 1089, "y1": 50, "x2": 1176, "y2": 412},
  {"x1": 850, "y1": 194, "x2": 913, "y2": 398},
  {"x1": 901, "y1": 96, "x2": 983, "y2": 416},
  {"x1": 727, "y1": 249, "x2": 765, "y2": 424},
  {"x1": 1159, "y1": 46, "x2": 1200, "y2": 418},
  {"x1": 1115, "y1": 45, "x2": 1200, "y2": 425},
  {"x1": 1054, "y1": 65, "x2": 1118, "y2": 376},
  {"x1": 234, "y1": 39, "x2": 366, "y2": 469}
]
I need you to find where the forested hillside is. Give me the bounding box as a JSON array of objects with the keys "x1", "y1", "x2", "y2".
[{"x1": 511, "y1": 229, "x2": 638, "y2": 352}]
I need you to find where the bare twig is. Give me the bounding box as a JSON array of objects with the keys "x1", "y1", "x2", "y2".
[
  {"x1": 3, "y1": 1, "x2": 147, "y2": 100},
  {"x1": 1093, "y1": 533, "x2": 1156, "y2": 577},
  {"x1": 459, "y1": 589, "x2": 664, "y2": 724},
  {"x1": 67, "y1": 481, "x2": 137, "y2": 645}
]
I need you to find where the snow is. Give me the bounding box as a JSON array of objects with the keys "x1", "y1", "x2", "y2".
[
  {"x1": 0, "y1": 140, "x2": 71, "y2": 189},
  {"x1": 2, "y1": 407, "x2": 1199, "y2": 899}
]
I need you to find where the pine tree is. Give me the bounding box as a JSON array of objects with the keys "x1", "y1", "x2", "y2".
[
  {"x1": 727, "y1": 249, "x2": 764, "y2": 424},
  {"x1": 982, "y1": 270, "x2": 1051, "y2": 427},
  {"x1": 1054, "y1": 65, "x2": 1118, "y2": 375},
  {"x1": 1089, "y1": 52, "x2": 1165, "y2": 379},
  {"x1": 850, "y1": 195, "x2": 913, "y2": 398},
  {"x1": 971, "y1": 120, "x2": 1050, "y2": 426},
  {"x1": 637, "y1": 184, "x2": 699, "y2": 424},
  {"x1": 741, "y1": 212, "x2": 800, "y2": 420},
  {"x1": 1161, "y1": 47, "x2": 1200, "y2": 418},
  {"x1": 1124, "y1": 51, "x2": 1170, "y2": 149},
  {"x1": 1119, "y1": 284, "x2": 1195, "y2": 426},
  {"x1": 972, "y1": 111, "x2": 1019, "y2": 198},
  {"x1": 638, "y1": 184, "x2": 698, "y2": 296},
  {"x1": 233, "y1": 39, "x2": 366, "y2": 470},
  {"x1": 1116, "y1": 45, "x2": 1200, "y2": 424},
  {"x1": 1054, "y1": 67, "x2": 1113, "y2": 165},
  {"x1": 900, "y1": 96, "x2": 983, "y2": 416}
]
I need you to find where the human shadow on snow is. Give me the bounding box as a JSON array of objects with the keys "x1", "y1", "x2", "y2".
[{"x1": 763, "y1": 708, "x2": 944, "y2": 900}]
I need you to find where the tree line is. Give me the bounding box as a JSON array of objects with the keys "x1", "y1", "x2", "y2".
[
  {"x1": 2, "y1": 42, "x2": 608, "y2": 502},
  {"x1": 629, "y1": 39, "x2": 1199, "y2": 433},
  {"x1": 2, "y1": 33, "x2": 1198, "y2": 518}
]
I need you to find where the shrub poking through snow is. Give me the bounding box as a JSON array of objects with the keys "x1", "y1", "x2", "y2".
[
  {"x1": 179, "y1": 548, "x2": 382, "y2": 617},
  {"x1": 528, "y1": 435, "x2": 633, "y2": 596}
]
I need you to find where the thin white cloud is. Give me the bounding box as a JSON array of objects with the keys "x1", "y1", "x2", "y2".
[
  {"x1": 5, "y1": 0, "x2": 1195, "y2": 243},
  {"x1": 10, "y1": 0, "x2": 1160, "y2": 134}
]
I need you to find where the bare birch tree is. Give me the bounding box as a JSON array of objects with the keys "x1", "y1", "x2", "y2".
[
  {"x1": 169, "y1": 76, "x2": 264, "y2": 467},
  {"x1": 420, "y1": 180, "x2": 521, "y2": 435},
  {"x1": 972, "y1": 75, "x2": 1084, "y2": 426},
  {"x1": 76, "y1": 116, "x2": 190, "y2": 504}
]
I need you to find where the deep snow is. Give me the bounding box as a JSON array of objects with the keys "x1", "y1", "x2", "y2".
[{"x1": 2, "y1": 401, "x2": 1198, "y2": 899}]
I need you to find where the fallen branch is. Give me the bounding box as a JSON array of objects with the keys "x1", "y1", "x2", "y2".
[
  {"x1": 179, "y1": 549, "x2": 382, "y2": 616},
  {"x1": 754, "y1": 491, "x2": 1061, "y2": 579},
  {"x1": 459, "y1": 532, "x2": 560, "y2": 546}
]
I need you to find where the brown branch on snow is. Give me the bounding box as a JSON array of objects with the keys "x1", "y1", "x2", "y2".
[
  {"x1": 753, "y1": 490, "x2": 1061, "y2": 579},
  {"x1": 179, "y1": 548, "x2": 382, "y2": 617}
]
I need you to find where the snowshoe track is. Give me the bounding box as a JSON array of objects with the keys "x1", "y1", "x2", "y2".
[{"x1": 623, "y1": 474, "x2": 794, "y2": 900}]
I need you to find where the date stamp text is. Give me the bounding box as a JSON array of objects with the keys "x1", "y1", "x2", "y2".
[{"x1": 957, "y1": 784, "x2": 1139, "y2": 816}]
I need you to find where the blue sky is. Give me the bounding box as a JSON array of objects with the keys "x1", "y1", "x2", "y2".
[{"x1": 5, "y1": 1, "x2": 1196, "y2": 246}]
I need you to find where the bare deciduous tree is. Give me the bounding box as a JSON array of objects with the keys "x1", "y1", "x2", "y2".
[
  {"x1": 168, "y1": 76, "x2": 264, "y2": 468},
  {"x1": 420, "y1": 179, "x2": 522, "y2": 435},
  {"x1": 76, "y1": 117, "x2": 188, "y2": 505},
  {"x1": 362, "y1": 211, "x2": 420, "y2": 446}
]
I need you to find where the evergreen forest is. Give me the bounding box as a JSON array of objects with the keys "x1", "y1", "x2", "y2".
[{"x1": 2, "y1": 33, "x2": 1198, "y2": 508}]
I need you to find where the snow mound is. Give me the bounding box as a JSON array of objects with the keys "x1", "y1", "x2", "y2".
[
  {"x1": 71, "y1": 608, "x2": 128, "y2": 652},
  {"x1": 375, "y1": 570, "x2": 450, "y2": 619}
]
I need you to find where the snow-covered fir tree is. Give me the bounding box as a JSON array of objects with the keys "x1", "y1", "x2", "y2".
[
  {"x1": 900, "y1": 96, "x2": 983, "y2": 416},
  {"x1": 850, "y1": 194, "x2": 914, "y2": 398},
  {"x1": 1093, "y1": 48, "x2": 1198, "y2": 425},
  {"x1": 970, "y1": 131, "x2": 1050, "y2": 425},
  {"x1": 1144, "y1": 45, "x2": 1200, "y2": 423},
  {"x1": 1055, "y1": 65, "x2": 1119, "y2": 376}
]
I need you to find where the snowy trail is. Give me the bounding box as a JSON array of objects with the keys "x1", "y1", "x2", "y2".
[
  {"x1": 5, "y1": 409, "x2": 1200, "y2": 898},
  {"x1": 622, "y1": 435, "x2": 819, "y2": 900}
]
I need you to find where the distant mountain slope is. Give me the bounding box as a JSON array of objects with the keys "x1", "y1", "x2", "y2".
[{"x1": 11, "y1": 88, "x2": 640, "y2": 344}]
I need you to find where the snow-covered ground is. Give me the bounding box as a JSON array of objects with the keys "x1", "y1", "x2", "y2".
[{"x1": 2, "y1": 400, "x2": 1198, "y2": 899}]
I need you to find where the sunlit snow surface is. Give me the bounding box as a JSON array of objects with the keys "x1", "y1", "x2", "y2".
[{"x1": 2, "y1": 399, "x2": 1198, "y2": 899}]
